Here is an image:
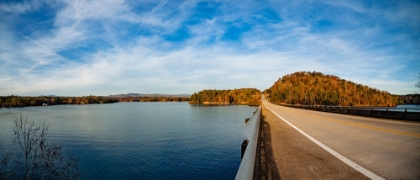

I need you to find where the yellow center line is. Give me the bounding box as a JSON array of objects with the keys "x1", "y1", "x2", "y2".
[{"x1": 276, "y1": 105, "x2": 420, "y2": 138}]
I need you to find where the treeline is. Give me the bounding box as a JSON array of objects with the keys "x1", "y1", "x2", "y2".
[
  {"x1": 265, "y1": 71, "x2": 399, "y2": 106},
  {"x1": 0, "y1": 95, "x2": 118, "y2": 108},
  {"x1": 117, "y1": 97, "x2": 190, "y2": 102},
  {"x1": 190, "y1": 88, "x2": 261, "y2": 105},
  {"x1": 0, "y1": 95, "x2": 191, "y2": 108},
  {"x1": 399, "y1": 94, "x2": 420, "y2": 105}
]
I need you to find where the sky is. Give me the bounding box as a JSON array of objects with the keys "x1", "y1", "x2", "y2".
[{"x1": 0, "y1": 0, "x2": 419, "y2": 96}]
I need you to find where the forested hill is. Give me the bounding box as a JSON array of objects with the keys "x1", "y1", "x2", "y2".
[
  {"x1": 190, "y1": 88, "x2": 261, "y2": 105},
  {"x1": 265, "y1": 71, "x2": 399, "y2": 106}
]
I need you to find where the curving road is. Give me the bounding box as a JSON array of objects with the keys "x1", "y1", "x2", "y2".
[{"x1": 262, "y1": 98, "x2": 420, "y2": 179}]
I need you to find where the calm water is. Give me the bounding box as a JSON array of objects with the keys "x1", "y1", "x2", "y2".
[
  {"x1": 0, "y1": 102, "x2": 257, "y2": 179},
  {"x1": 376, "y1": 104, "x2": 420, "y2": 112}
]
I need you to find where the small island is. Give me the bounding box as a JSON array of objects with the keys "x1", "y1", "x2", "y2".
[{"x1": 189, "y1": 88, "x2": 261, "y2": 106}]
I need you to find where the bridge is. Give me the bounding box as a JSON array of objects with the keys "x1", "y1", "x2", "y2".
[{"x1": 237, "y1": 98, "x2": 420, "y2": 179}]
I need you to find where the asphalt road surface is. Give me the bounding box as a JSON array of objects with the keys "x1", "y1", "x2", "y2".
[{"x1": 262, "y1": 98, "x2": 420, "y2": 179}]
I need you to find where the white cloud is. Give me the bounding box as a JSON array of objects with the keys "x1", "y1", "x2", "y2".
[
  {"x1": 0, "y1": 0, "x2": 419, "y2": 96},
  {"x1": 0, "y1": 0, "x2": 45, "y2": 14}
]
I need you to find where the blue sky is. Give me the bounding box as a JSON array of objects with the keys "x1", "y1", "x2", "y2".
[{"x1": 0, "y1": 0, "x2": 419, "y2": 96}]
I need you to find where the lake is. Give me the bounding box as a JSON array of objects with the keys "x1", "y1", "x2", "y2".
[
  {"x1": 375, "y1": 104, "x2": 420, "y2": 112},
  {"x1": 0, "y1": 102, "x2": 257, "y2": 180}
]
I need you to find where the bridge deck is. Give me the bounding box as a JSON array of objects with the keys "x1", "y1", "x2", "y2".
[{"x1": 261, "y1": 99, "x2": 420, "y2": 179}]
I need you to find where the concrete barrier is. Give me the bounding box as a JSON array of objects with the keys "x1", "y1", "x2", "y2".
[{"x1": 235, "y1": 107, "x2": 261, "y2": 180}]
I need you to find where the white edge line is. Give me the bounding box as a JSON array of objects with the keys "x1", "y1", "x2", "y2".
[{"x1": 263, "y1": 101, "x2": 385, "y2": 180}]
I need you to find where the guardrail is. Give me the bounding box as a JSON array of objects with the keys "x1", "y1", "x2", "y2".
[
  {"x1": 235, "y1": 107, "x2": 261, "y2": 180},
  {"x1": 282, "y1": 104, "x2": 420, "y2": 121}
]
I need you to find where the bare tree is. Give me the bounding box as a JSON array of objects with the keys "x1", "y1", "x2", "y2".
[{"x1": 1, "y1": 113, "x2": 78, "y2": 180}]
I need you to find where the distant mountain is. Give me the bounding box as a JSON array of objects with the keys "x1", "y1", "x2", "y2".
[{"x1": 108, "y1": 93, "x2": 190, "y2": 98}]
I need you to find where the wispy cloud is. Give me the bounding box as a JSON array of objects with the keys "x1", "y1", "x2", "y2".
[
  {"x1": 0, "y1": 0, "x2": 45, "y2": 14},
  {"x1": 0, "y1": 0, "x2": 419, "y2": 96}
]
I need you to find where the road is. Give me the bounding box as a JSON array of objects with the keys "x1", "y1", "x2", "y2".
[{"x1": 261, "y1": 98, "x2": 420, "y2": 179}]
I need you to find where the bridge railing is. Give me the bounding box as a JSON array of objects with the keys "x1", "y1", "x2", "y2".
[
  {"x1": 235, "y1": 106, "x2": 261, "y2": 180},
  {"x1": 281, "y1": 104, "x2": 420, "y2": 121}
]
